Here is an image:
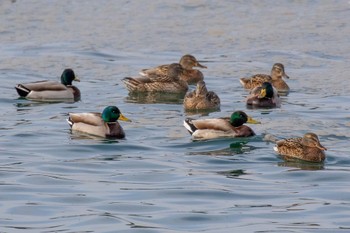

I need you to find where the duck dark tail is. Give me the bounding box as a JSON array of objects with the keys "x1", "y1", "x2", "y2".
[
  {"x1": 15, "y1": 84, "x2": 31, "y2": 97},
  {"x1": 66, "y1": 117, "x2": 74, "y2": 128},
  {"x1": 183, "y1": 118, "x2": 197, "y2": 135}
]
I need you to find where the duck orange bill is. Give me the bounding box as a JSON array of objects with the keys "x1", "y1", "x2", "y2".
[
  {"x1": 119, "y1": 113, "x2": 132, "y2": 122},
  {"x1": 247, "y1": 116, "x2": 261, "y2": 124},
  {"x1": 316, "y1": 142, "x2": 327, "y2": 151},
  {"x1": 195, "y1": 61, "x2": 207, "y2": 69}
]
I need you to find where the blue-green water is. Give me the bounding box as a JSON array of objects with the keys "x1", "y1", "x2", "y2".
[{"x1": 1, "y1": 1, "x2": 350, "y2": 232}]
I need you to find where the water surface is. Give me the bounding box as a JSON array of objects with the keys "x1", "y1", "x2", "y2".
[{"x1": 1, "y1": 1, "x2": 350, "y2": 232}]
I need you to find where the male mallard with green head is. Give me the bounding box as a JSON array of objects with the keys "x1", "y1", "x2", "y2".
[
  {"x1": 123, "y1": 63, "x2": 188, "y2": 93},
  {"x1": 274, "y1": 133, "x2": 327, "y2": 162},
  {"x1": 140, "y1": 54, "x2": 207, "y2": 84},
  {"x1": 183, "y1": 81, "x2": 220, "y2": 111},
  {"x1": 183, "y1": 111, "x2": 260, "y2": 140},
  {"x1": 246, "y1": 82, "x2": 281, "y2": 108},
  {"x1": 15, "y1": 69, "x2": 81, "y2": 102},
  {"x1": 67, "y1": 106, "x2": 131, "y2": 139},
  {"x1": 240, "y1": 63, "x2": 290, "y2": 95}
]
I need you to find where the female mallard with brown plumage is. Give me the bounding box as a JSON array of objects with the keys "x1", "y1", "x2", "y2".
[
  {"x1": 240, "y1": 63, "x2": 290, "y2": 95},
  {"x1": 15, "y1": 69, "x2": 81, "y2": 102},
  {"x1": 67, "y1": 106, "x2": 131, "y2": 139},
  {"x1": 183, "y1": 81, "x2": 220, "y2": 111},
  {"x1": 183, "y1": 111, "x2": 260, "y2": 140},
  {"x1": 246, "y1": 82, "x2": 281, "y2": 108},
  {"x1": 274, "y1": 133, "x2": 327, "y2": 162},
  {"x1": 140, "y1": 54, "x2": 207, "y2": 84},
  {"x1": 123, "y1": 63, "x2": 188, "y2": 93}
]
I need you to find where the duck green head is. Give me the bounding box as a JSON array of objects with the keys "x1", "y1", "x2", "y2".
[
  {"x1": 258, "y1": 82, "x2": 274, "y2": 99},
  {"x1": 61, "y1": 69, "x2": 80, "y2": 86},
  {"x1": 180, "y1": 54, "x2": 207, "y2": 69},
  {"x1": 102, "y1": 106, "x2": 131, "y2": 123},
  {"x1": 230, "y1": 111, "x2": 260, "y2": 127}
]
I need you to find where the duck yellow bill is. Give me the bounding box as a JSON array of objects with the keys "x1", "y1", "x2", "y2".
[
  {"x1": 119, "y1": 113, "x2": 132, "y2": 122},
  {"x1": 74, "y1": 76, "x2": 81, "y2": 82},
  {"x1": 258, "y1": 88, "x2": 266, "y2": 98},
  {"x1": 247, "y1": 116, "x2": 261, "y2": 124}
]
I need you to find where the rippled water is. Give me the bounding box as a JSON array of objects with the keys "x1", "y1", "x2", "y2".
[{"x1": 1, "y1": 0, "x2": 350, "y2": 232}]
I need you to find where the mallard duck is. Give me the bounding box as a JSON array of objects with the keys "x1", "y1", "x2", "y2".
[
  {"x1": 140, "y1": 54, "x2": 207, "y2": 84},
  {"x1": 183, "y1": 81, "x2": 220, "y2": 111},
  {"x1": 183, "y1": 111, "x2": 260, "y2": 140},
  {"x1": 246, "y1": 82, "x2": 281, "y2": 108},
  {"x1": 67, "y1": 106, "x2": 131, "y2": 139},
  {"x1": 274, "y1": 133, "x2": 327, "y2": 162},
  {"x1": 123, "y1": 63, "x2": 188, "y2": 93},
  {"x1": 15, "y1": 69, "x2": 81, "y2": 102},
  {"x1": 240, "y1": 63, "x2": 290, "y2": 95}
]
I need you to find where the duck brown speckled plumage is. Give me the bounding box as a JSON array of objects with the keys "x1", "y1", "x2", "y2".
[
  {"x1": 240, "y1": 63, "x2": 290, "y2": 95},
  {"x1": 140, "y1": 54, "x2": 207, "y2": 84},
  {"x1": 183, "y1": 81, "x2": 220, "y2": 111},
  {"x1": 274, "y1": 132, "x2": 327, "y2": 162},
  {"x1": 123, "y1": 63, "x2": 188, "y2": 94}
]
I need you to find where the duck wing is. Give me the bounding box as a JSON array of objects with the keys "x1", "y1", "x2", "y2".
[
  {"x1": 275, "y1": 137, "x2": 303, "y2": 156},
  {"x1": 140, "y1": 64, "x2": 169, "y2": 77},
  {"x1": 206, "y1": 91, "x2": 220, "y2": 105},
  {"x1": 68, "y1": 112, "x2": 104, "y2": 126},
  {"x1": 17, "y1": 80, "x2": 67, "y2": 91},
  {"x1": 240, "y1": 74, "x2": 272, "y2": 89},
  {"x1": 188, "y1": 118, "x2": 233, "y2": 131}
]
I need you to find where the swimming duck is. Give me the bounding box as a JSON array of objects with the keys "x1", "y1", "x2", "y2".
[
  {"x1": 67, "y1": 106, "x2": 131, "y2": 139},
  {"x1": 140, "y1": 54, "x2": 207, "y2": 84},
  {"x1": 15, "y1": 69, "x2": 81, "y2": 102},
  {"x1": 183, "y1": 111, "x2": 260, "y2": 140},
  {"x1": 274, "y1": 133, "x2": 327, "y2": 162},
  {"x1": 246, "y1": 82, "x2": 281, "y2": 108},
  {"x1": 183, "y1": 81, "x2": 220, "y2": 111},
  {"x1": 123, "y1": 63, "x2": 188, "y2": 93},
  {"x1": 240, "y1": 63, "x2": 290, "y2": 95}
]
